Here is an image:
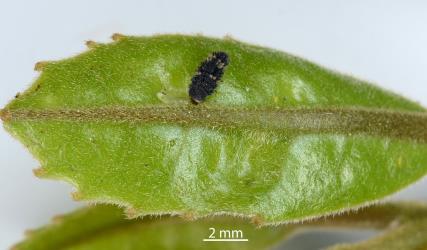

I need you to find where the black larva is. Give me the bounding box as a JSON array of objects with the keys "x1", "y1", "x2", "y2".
[{"x1": 189, "y1": 51, "x2": 229, "y2": 103}]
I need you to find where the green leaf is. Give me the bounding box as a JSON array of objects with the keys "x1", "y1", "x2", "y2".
[
  {"x1": 327, "y1": 203, "x2": 427, "y2": 250},
  {"x1": 2, "y1": 34, "x2": 427, "y2": 223},
  {"x1": 317, "y1": 202, "x2": 427, "y2": 250},
  {"x1": 328, "y1": 219, "x2": 427, "y2": 250},
  {"x1": 13, "y1": 202, "x2": 427, "y2": 250},
  {"x1": 12, "y1": 205, "x2": 292, "y2": 250}
]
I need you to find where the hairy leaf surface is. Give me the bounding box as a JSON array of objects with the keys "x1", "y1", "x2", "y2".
[
  {"x1": 13, "y1": 203, "x2": 427, "y2": 250},
  {"x1": 329, "y1": 219, "x2": 427, "y2": 250},
  {"x1": 12, "y1": 205, "x2": 292, "y2": 250},
  {"x1": 1, "y1": 34, "x2": 427, "y2": 223}
]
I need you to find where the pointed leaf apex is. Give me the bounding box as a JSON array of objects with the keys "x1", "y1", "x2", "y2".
[
  {"x1": 223, "y1": 33, "x2": 236, "y2": 40},
  {"x1": 34, "y1": 61, "x2": 49, "y2": 72},
  {"x1": 52, "y1": 215, "x2": 65, "y2": 223},
  {"x1": 71, "y1": 191, "x2": 84, "y2": 201},
  {"x1": 124, "y1": 207, "x2": 139, "y2": 219},
  {"x1": 180, "y1": 212, "x2": 196, "y2": 221},
  {"x1": 111, "y1": 33, "x2": 126, "y2": 41},
  {"x1": 24, "y1": 229, "x2": 35, "y2": 237},
  {"x1": 32, "y1": 167, "x2": 47, "y2": 178},
  {"x1": 0, "y1": 109, "x2": 10, "y2": 122},
  {"x1": 251, "y1": 214, "x2": 265, "y2": 226},
  {"x1": 85, "y1": 40, "x2": 99, "y2": 49}
]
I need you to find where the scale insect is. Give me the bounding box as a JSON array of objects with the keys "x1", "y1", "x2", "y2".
[{"x1": 188, "y1": 51, "x2": 229, "y2": 103}]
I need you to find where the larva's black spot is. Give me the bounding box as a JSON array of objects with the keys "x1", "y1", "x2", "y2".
[{"x1": 189, "y1": 51, "x2": 229, "y2": 103}]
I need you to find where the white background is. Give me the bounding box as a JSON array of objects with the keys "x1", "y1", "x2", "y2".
[{"x1": 0, "y1": 1, "x2": 426, "y2": 249}]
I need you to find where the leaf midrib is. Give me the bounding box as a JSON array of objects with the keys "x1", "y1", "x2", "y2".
[{"x1": 1, "y1": 106, "x2": 427, "y2": 142}]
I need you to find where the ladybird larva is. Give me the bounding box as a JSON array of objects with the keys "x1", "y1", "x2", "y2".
[{"x1": 189, "y1": 51, "x2": 229, "y2": 103}]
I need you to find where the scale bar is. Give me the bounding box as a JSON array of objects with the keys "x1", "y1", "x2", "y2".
[{"x1": 203, "y1": 239, "x2": 249, "y2": 242}]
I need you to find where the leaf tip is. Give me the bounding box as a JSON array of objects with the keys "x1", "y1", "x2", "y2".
[
  {"x1": 0, "y1": 109, "x2": 11, "y2": 122},
  {"x1": 124, "y1": 207, "x2": 139, "y2": 219},
  {"x1": 34, "y1": 61, "x2": 49, "y2": 72},
  {"x1": 24, "y1": 229, "x2": 35, "y2": 237},
  {"x1": 223, "y1": 33, "x2": 236, "y2": 41},
  {"x1": 52, "y1": 214, "x2": 65, "y2": 224},
  {"x1": 9, "y1": 245, "x2": 19, "y2": 250},
  {"x1": 180, "y1": 211, "x2": 197, "y2": 221},
  {"x1": 71, "y1": 191, "x2": 84, "y2": 201},
  {"x1": 85, "y1": 40, "x2": 99, "y2": 49},
  {"x1": 251, "y1": 214, "x2": 265, "y2": 226},
  {"x1": 32, "y1": 167, "x2": 48, "y2": 178},
  {"x1": 111, "y1": 33, "x2": 126, "y2": 41}
]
